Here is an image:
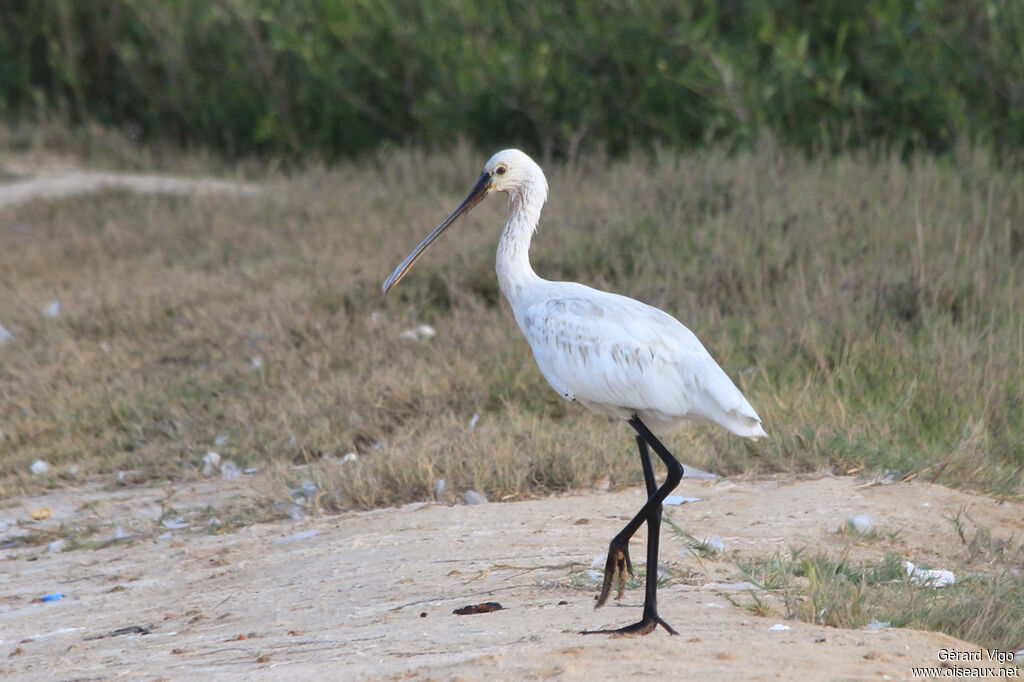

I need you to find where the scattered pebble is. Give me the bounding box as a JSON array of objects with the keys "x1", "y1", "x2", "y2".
[
  {"x1": 849, "y1": 514, "x2": 875, "y2": 534},
  {"x1": 202, "y1": 451, "x2": 221, "y2": 477},
  {"x1": 48, "y1": 539, "x2": 66, "y2": 553},
  {"x1": 341, "y1": 453, "x2": 358, "y2": 464},
  {"x1": 30, "y1": 460, "x2": 49, "y2": 475},
  {"x1": 768, "y1": 624, "x2": 790, "y2": 631},
  {"x1": 42, "y1": 300, "x2": 61, "y2": 318},
  {"x1": 286, "y1": 505, "x2": 306, "y2": 522},
  {"x1": 30, "y1": 507, "x2": 51, "y2": 521},
  {"x1": 707, "y1": 536, "x2": 725, "y2": 553},
  {"x1": 249, "y1": 355, "x2": 263, "y2": 369},
  {"x1": 220, "y1": 460, "x2": 241, "y2": 479},
  {"x1": 464, "y1": 490, "x2": 488, "y2": 505},
  {"x1": 0, "y1": 323, "x2": 13, "y2": 346},
  {"x1": 214, "y1": 434, "x2": 229, "y2": 446}
]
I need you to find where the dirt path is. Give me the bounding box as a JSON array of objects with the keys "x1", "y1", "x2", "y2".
[
  {"x1": 2, "y1": 474, "x2": 1021, "y2": 680},
  {"x1": 0, "y1": 166, "x2": 259, "y2": 208}
]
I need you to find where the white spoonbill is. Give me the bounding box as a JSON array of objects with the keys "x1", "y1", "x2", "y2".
[{"x1": 383, "y1": 149, "x2": 767, "y2": 636}]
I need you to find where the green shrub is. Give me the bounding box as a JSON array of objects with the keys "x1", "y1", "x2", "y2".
[{"x1": 2, "y1": 1, "x2": 1022, "y2": 158}]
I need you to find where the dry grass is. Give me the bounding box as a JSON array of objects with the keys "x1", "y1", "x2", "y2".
[
  {"x1": 734, "y1": 547, "x2": 1024, "y2": 654},
  {"x1": 1, "y1": 140, "x2": 1022, "y2": 505}
]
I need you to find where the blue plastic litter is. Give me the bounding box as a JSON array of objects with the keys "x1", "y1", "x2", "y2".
[{"x1": 39, "y1": 592, "x2": 63, "y2": 602}]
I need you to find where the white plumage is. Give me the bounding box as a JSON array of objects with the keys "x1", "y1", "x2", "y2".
[
  {"x1": 383, "y1": 148, "x2": 766, "y2": 635},
  {"x1": 518, "y1": 285, "x2": 766, "y2": 437}
]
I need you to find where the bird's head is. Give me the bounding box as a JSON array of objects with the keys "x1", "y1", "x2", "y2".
[
  {"x1": 483, "y1": 148, "x2": 545, "y2": 195},
  {"x1": 382, "y1": 149, "x2": 545, "y2": 294}
]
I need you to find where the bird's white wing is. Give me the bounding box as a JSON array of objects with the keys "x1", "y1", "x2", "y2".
[{"x1": 520, "y1": 288, "x2": 765, "y2": 438}]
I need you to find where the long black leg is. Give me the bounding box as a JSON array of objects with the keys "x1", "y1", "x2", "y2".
[
  {"x1": 638, "y1": 435, "x2": 657, "y2": 498},
  {"x1": 582, "y1": 416, "x2": 683, "y2": 636}
]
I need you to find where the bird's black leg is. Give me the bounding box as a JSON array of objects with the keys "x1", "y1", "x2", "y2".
[{"x1": 582, "y1": 416, "x2": 683, "y2": 636}]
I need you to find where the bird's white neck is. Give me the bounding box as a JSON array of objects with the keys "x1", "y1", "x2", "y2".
[{"x1": 496, "y1": 185, "x2": 546, "y2": 306}]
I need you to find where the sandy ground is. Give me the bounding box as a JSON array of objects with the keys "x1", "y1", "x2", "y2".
[{"x1": 2, "y1": 473, "x2": 1023, "y2": 681}]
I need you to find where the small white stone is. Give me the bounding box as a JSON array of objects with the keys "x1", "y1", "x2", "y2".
[
  {"x1": 341, "y1": 452, "x2": 358, "y2": 463},
  {"x1": 464, "y1": 490, "x2": 488, "y2": 505},
  {"x1": 202, "y1": 451, "x2": 221, "y2": 477},
  {"x1": 768, "y1": 623, "x2": 790, "y2": 631},
  {"x1": 707, "y1": 536, "x2": 725, "y2": 552},
  {"x1": 30, "y1": 460, "x2": 49, "y2": 475},
  {"x1": 849, "y1": 514, "x2": 874, "y2": 534},
  {"x1": 220, "y1": 460, "x2": 241, "y2": 479},
  {"x1": 0, "y1": 324, "x2": 12, "y2": 346}
]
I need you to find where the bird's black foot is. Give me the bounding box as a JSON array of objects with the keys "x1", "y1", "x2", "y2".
[
  {"x1": 595, "y1": 540, "x2": 633, "y2": 608},
  {"x1": 581, "y1": 612, "x2": 679, "y2": 637}
]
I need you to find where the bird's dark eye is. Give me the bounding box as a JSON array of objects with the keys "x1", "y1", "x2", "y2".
[{"x1": 495, "y1": 166, "x2": 507, "y2": 175}]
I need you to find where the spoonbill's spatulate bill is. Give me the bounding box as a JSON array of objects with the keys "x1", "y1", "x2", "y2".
[{"x1": 383, "y1": 149, "x2": 767, "y2": 636}]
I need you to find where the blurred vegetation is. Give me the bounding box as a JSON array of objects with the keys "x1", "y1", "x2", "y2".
[{"x1": 2, "y1": 0, "x2": 1022, "y2": 159}]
